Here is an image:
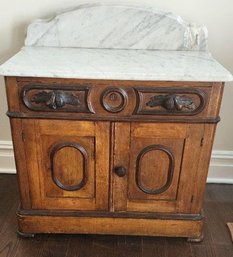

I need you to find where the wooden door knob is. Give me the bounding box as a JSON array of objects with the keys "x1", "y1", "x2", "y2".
[{"x1": 114, "y1": 166, "x2": 126, "y2": 177}]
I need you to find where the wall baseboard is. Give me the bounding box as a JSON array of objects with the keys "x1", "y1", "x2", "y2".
[
  {"x1": 207, "y1": 150, "x2": 233, "y2": 184},
  {"x1": 0, "y1": 140, "x2": 233, "y2": 183},
  {"x1": 0, "y1": 140, "x2": 16, "y2": 174}
]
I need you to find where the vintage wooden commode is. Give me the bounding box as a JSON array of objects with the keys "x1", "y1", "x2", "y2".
[{"x1": 0, "y1": 4, "x2": 232, "y2": 241}]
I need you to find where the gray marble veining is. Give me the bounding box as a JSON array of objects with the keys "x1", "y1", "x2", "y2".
[
  {"x1": 0, "y1": 47, "x2": 232, "y2": 81},
  {"x1": 25, "y1": 3, "x2": 208, "y2": 51}
]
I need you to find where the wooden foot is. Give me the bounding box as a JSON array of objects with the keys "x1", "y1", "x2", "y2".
[
  {"x1": 17, "y1": 230, "x2": 35, "y2": 238},
  {"x1": 226, "y1": 223, "x2": 233, "y2": 242},
  {"x1": 187, "y1": 233, "x2": 204, "y2": 243}
]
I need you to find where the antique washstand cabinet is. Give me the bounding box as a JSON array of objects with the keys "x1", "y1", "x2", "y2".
[{"x1": 0, "y1": 4, "x2": 232, "y2": 241}]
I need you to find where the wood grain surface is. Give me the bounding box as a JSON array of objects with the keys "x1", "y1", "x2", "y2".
[
  {"x1": 0, "y1": 175, "x2": 232, "y2": 257},
  {"x1": 4, "y1": 76, "x2": 225, "y2": 240}
]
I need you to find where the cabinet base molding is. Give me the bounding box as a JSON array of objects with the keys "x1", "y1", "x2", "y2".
[
  {"x1": 17, "y1": 230, "x2": 35, "y2": 238},
  {"x1": 17, "y1": 212, "x2": 203, "y2": 239},
  {"x1": 187, "y1": 232, "x2": 204, "y2": 243},
  {"x1": 17, "y1": 208, "x2": 204, "y2": 221}
]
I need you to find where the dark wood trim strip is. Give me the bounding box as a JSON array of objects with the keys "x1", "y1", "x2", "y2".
[
  {"x1": 14, "y1": 76, "x2": 220, "y2": 86},
  {"x1": 17, "y1": 207, "x2": 204, "y2": 221},
  {"x1": 7, "y1": 112, "x2": 221, "y2": 124}
]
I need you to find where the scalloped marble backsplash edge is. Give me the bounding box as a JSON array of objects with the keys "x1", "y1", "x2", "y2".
[{"x1": 24, "y1": 3, "x2": 208, "y2": 51}]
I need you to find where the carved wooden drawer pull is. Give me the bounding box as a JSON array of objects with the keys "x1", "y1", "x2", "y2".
[
  {"x1": 146, "y1": 94, "x2": 196, "y2": 111},
  {"x1": 32, "y1": 91, "x2": 81, "y2": 110},
  {"x1": 22, "y1": 84, "x2": 94, "y2": 113},
  {"x1": 134, "y1": 87, "x2": 206, "y2": 116}
]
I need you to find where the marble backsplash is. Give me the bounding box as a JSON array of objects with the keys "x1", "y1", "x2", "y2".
[{"x1": 25, "y1": 3, "x2": 208, "y2": 51}]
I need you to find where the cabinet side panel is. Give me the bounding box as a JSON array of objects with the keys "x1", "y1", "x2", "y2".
[
  {"x1": 5, "y1": 77, "x2": 31, "y2": 208},
  {"x1": 9, "y1": 119, "x2": 32, "y2": 209},
  {"x1": 176, "y1": 124, "x2": 204, "y2": 213},
  {"x1": 22, "y1": 120, "x2": 43, "y2": 208},
  {"x1": 5, "y1": 77, "x2": 20, "y2": 111},
  {"x1": 190, "y1": 124, "x2": 217, "y2": 213},
  {"x1": 207, "y1": 82, "x2": 224, "y2": 117}
]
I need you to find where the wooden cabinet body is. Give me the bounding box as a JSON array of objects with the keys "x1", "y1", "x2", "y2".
[{"x1": 5, "y1": 76, "x2": 224, "y2": 240}]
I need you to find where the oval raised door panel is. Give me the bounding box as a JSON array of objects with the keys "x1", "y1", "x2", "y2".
[
  {"x1": 50, "y1": 142, "x2": 88, "y2": 191},
  {"x1": 136, "y1": 145, "x2": 174, "y2": 194}
]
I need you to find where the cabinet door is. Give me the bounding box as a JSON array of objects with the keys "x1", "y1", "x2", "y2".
[
  {"x1": 113, "y1": 122, "x2": 204, "y2": 213},
  {"x1": 22, "y1": 120, "x2": 110, "y2": 211}
]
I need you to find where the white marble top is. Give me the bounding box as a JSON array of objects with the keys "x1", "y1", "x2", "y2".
[
  {"x1": 0, "y1": 4, "x2": 232, "y2": 82},
  {"x1": 0, "y1": 46, "x2": 232, "y2": 82}
]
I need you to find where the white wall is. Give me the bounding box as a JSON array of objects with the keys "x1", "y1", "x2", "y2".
[{"x1": 0, "y1": 0, "x2": 233, "y2": 182}]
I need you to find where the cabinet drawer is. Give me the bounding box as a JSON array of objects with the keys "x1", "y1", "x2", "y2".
[
  {"x1": 21, "y1": 83, "x2": 94, "y2": 113},
  {"x1": 11, "y1": 78, "x2": 222, "y2": 123},
  {"x1": 134, "y1": 87, "x2": 206, "y2": 116}
]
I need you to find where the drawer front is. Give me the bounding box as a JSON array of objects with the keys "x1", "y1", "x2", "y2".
[
  {"x1": 22, "y1": 84, "x2": 94, "y2": 113},
  {"x1": 134, "y1": 87, "x2": 206, "y2": 116},
  {"x1": 13, "y1": 78, "x2": 222, "y2": 122}
]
